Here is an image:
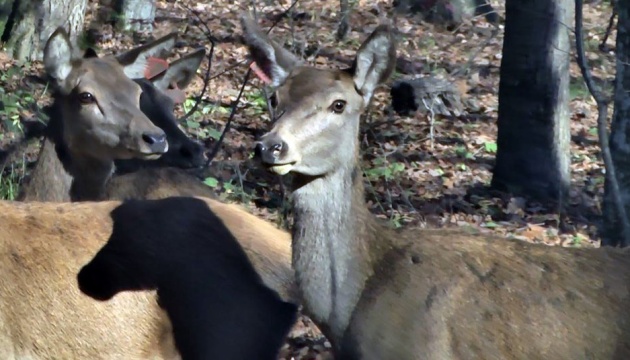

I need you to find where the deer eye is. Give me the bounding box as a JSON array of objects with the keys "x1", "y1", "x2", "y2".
[
  {"x1": 331, "y1": 100, "x2": 346, "y2": 114},
  {"x1": 78, "y1": 92, "x2": 95, "y2": 104}
]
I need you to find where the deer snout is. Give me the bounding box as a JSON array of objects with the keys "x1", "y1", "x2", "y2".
[
  {"x1": 255, "y1": 136, "x2": 287, "y2": 165},
  {"x1": 141, "y1": 132, "x2": 168, "y2": 154}
]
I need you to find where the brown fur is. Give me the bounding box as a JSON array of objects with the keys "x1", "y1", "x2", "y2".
[
  {"x1": 244, "y1": 15, "x2": 630, "y2": 359},
  {"x1": 18, "y1": 29, "x2": 296, "y2": 302},
  {"x1": 0, "y1": 196, "x2": 295, "y2": 359},
  {"x1": 0, "y1": 200, "x2": 177, "y2": 359},
  {"x1": 4, "y1": 28, "x2": 295, "y2": 359}
]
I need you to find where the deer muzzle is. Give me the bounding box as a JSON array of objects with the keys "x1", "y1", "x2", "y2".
[{"x1": 254, "y1": 135, "x2": 295, "y2": 175}]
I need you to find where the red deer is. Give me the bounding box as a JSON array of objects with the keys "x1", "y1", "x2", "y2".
[
  {"x1": 16, "y1": 28, "x2": 296, "y2": 303},
  {"x1": 243, "y1": 14, "x2": 630, "y2": 359},
  {"x1": 18, "y1": 30, "x2": 207, "y2": 202},
  {"x1": 0, "y1": 195, "x2": 295, "y2": 359},
  {"x1": 78, "y1": 197, "x2": 298, "y2": 360},
  {"x1": 0, "y1": 28, "x2": 296, "y2": 359}
]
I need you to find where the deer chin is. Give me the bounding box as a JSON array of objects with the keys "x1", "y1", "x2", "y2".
[
  {"x1": 131, "y1": 142, "x2": 169, "y2": 160},
  {"x1": 140, "y1": 153, "x2": 164, "y2": 160},
  {"x1": 268, "y1": 163, "x2": 295, "y2": 176}
]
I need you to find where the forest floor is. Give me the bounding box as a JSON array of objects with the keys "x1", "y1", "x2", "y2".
[{"x1": 0, "y1": 0, "x2": 619, "y2": 358}]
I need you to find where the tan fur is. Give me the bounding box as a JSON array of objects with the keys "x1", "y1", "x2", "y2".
[
  {"x1": 106, "y1": 171, "x2": 297, "y2": 300},
  {"x1": 18, "y1": 31, "x2": 296, "y2": 302},
  {"x1": 6, "y1": 29, "x2": 295, "y2": 359},
  {"x1": 0, "y1": 200, "x2": 177, "y2": 359},
  {"x1": 244, "y1": 17, "x2": 630, "y2": 359},
  {"x1": 0, "y1": 196, "x2": 295, "y2": 359}
]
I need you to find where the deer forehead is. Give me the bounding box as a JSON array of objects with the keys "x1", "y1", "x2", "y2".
[
  {"x1": 73, "y1": 57, "x2": 142, "y2": 97},
  {"x1": 280, "y1": 67, "x2": 362, "y2": 106}
]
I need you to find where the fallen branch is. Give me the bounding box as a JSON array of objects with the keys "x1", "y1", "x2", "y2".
[{"x1": 575, "y1": 0, "x2": 630, "y2": 247}]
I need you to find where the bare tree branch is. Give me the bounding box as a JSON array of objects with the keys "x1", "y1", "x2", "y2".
[
  {"x1": 205, "y1": 69, "x2": 252, "y2": 166},
  {"x1": 600, "y1": 0, "x2": 617, "y2": 52},
  {"x1": 575, "y1": 0, "x2": 630, "y2": 246},
  {"x1": 337, "y1": 0, "x2": 350, "y2": 41},
  {"x1": 178, "y1": 3, "x2": 217, "y2": 123}
]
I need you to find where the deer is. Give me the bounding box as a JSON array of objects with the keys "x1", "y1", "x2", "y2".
[
  {"x1": 243, "y1": 14, "x2": 630, "y2": 359},
  {"x1": 78, "y1": 196, "x2": 298, "y2": 360},
  {"x1": 17, "y1": 29, "x2": 208, "y2": 202},
  {"x1": 15, "y1": 28, "x2": 296, "y2": 303},
  {"x1": 0, "y1": 195, "x2": 298, "y2": 359}
]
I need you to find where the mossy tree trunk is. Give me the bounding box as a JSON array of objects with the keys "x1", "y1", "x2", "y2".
[
  {"x1": 602, "y1": 0, "x2": 630, "y2": 247},
  {"x1": 1, "y1": 0, "x2": 87, "y2": 62},
  {"x1": 491, "y1": 0, "x2": 573, "y2": 202}
]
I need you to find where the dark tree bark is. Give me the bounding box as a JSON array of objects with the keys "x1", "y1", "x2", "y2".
[
  {"x1": 491, "y1": 0, "x2": 573, "y2": 201},
  {"x1": 602, "y1": 0, "x2": 630, "y2": 247},
  {"x1": 114, "y1": 0, "x2": 155, "y2": 32},
  {"x1": 336, "y1": 0, "x2": 350, "y2": 41},
  {"x1": 1, "y1": 0, "x2": 87, "y2": 61}
]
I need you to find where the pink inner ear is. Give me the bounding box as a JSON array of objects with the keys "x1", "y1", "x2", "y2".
[
  {"x1": 145, "y1": 57, "x2": 169, "y2": 80},
  {"x1": 164, "y1": 83, "x2": 187, "y2": 104},
  {"x1": 250, "y1": 61, "x2": 272, "y2": 84}
]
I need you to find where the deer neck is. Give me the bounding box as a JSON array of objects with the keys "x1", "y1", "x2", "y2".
[
  {"x1": 18, "y1": 137, "x2": 73, "y2": 202},
  {"x1": 291, "y1": 162, "x2": 384, "y2": 345},
  {"x1": 66, "y1": 149, "x2": 114, "y2": 201}
]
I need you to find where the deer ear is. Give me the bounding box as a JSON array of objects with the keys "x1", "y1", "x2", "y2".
[
  {"x1": 43, "y1": 27, "x2": 74, "y2": 89},
  {"x1": 116, "y1": 32, "x2": 178, "y2": 79},
  {"x1": 352, "y1": 25, "x2": 397, "y2": 104},
  {"x1": 150, "y1": 48, "x2": 205, "y2": 91},
  {"x1": 240, "y1": 13, "x2": 301, "y2": 87}
]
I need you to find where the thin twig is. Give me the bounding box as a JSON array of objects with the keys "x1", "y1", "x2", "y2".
[
  {"x1": 451, "y1": 26, "x2": 499, "y2": 77},
  {"x1": 207, "y1": 59, "x2": 248, "y2": 81},
  {"x1": 421, "y1": 97, "x2": 436, "y2": 151},
  {"x1": 575, "y1": 0, "x2": 630, "y2": 247},
  {"x1": 600, "y1": 8, "x2": 617, "y2": 52},
  {"x1": 266, "y1": 0, "x2": 300, "y2": 35},
  {"x1": 205, "y1": 69, "x2": 252, "y2": 166},
  {"x1": 178, "y1": 3, "x2": 217, "y2": 122}
]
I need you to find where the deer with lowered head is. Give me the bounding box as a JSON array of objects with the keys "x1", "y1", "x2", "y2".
[
  {"x1": 243, "y1": 14, "x2": 630, "y2": 359},
  {"x1": 15, "y1": 28, "x2": 296, "y2": 303}
]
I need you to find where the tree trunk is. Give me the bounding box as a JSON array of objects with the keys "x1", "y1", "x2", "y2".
[
  {"x1": 602, "y1": 0, "x2": 630, "y2": 247},
  {"x1": 491, "y1": 0, "x2": 573, "y2": 201},
  {"x1": 336, "y1": 0, "x2": 350, "y2": 41},
  {"x1": 114, "y1": 0, "x2": 155, "y2": 32},
  {"x1": 1, "y1": 0, "x2": 87, "y2": 62}
]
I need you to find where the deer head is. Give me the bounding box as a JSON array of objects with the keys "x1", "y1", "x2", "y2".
[
  {"x1": 242, "y1": 15, "x2": 396, "y2": 179},
  {"x1": 43, "y1": 28, "x2": 170, "y2": 162}
]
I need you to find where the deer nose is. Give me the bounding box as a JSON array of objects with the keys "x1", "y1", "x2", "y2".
[
  {"x1": 142, "y1": 132, "x2": 168, "y2": 153},
  {"x1": 255, "y1": 136, "x2": 286, "y2": 165}
]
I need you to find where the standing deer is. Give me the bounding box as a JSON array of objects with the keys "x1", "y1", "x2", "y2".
[
  {"x1": 15, "y1": 28, "x2": 296, "y2": 302},
  {"x1": 243, "y1": 15, "x2": 630, "y2": 359}
]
